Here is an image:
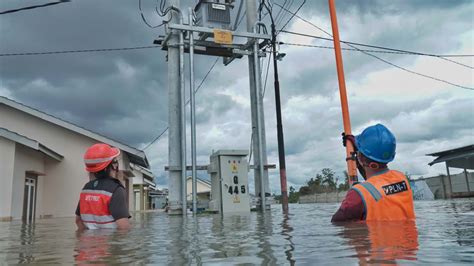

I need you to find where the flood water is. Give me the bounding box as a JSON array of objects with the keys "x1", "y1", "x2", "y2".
[{"x1": 0, "y1": 199, "x2": 473, "y2": 265}]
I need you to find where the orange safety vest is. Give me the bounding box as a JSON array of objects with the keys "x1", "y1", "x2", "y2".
[
  {"x1": 352, "y1": 170, "x2": 415, "y2": 221},
  {"x1": 79, "y1": 178, "x2": 122, "y2": 229}
]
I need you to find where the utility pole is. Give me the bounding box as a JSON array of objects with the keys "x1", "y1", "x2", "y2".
[
  {"x1": 167, "y1": 0, "x2": 184, "y2": 215},
  {"x1": 246, "y1": 0, "x2": 270, "y2": 211},
  {"x1": 189, "y1": 8, "x2": 198, "y2": 215},
  {"x1": 269, "y1": 17, "x2": 289, "y2": 213}
]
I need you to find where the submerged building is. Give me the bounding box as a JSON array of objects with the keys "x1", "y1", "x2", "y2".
[
  {"x1": 0, "y1": 96, "x2": 155, "y2": 222},
  {"x1": 186, "y1": 176, "x2": 211, "y2": 210},
  {"x1": 426, "y1": 145, "x2": 474, "y2": 199}
]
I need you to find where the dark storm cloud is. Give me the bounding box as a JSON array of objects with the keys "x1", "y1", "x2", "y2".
[
  {"x1": 0, "y1": 1, "x2": 168, "y2": 82},
  {"x1": 196, "y1": 92, "x2": 236, "y2": 123},
  {"x1": 0, "y1": 0, "x2": 194, "y2": 147},
  {"x1": 1, "y1": 0, "x2": 472, "y2": 190}
]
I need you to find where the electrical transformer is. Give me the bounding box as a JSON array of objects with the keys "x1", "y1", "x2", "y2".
[
  {"x1": 194, "y1": 0, "x2": 234, "y2": 30},
  {"x1": 208, "y1": 150, "x2": 250, "y2": 214}
]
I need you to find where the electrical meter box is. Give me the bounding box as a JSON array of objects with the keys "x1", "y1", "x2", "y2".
[
  {"x1": 208, "y1": 150, "x2": 250, "y2": 214},
  {"x1": 194, "y1": 0, "x2": 233, "y2": 30}
]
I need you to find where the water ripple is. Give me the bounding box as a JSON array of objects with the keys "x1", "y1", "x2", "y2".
[{"x1": 0, "y1": 199, "x2": 473, "y2": 264}]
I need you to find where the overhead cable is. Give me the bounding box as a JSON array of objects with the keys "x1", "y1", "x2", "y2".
[
  {"x1": 275, "y1": 3, "x2": 474, "y2": 90},
  {"x1": 0, "y1": 46, "x2": 160, "y2": 57},
  {"x1": 280, "y1": 30, "x2": 474, "y2": 58},
  {"x1": 0, "y1": 0, "x2": 70, "y2": 15},
  {"x1": 142, "y1": 58, "x2": 220, "y2": 150},
  {"x1": 262, "y1": 50, "x2": 272, "y2": 97},
  {"x1": 139, "y1": 0, "x2": 170, "y2": 28},
  {"x1": 141, "y1": 126, "x2": 169, "y2": 151},
  {"x1": 277, "y1": 0, "x2": 306, "y2": 33},
  {"x1": 280, "y1": 30, "x2": 473, "y2": 69},
  {"x1": 233, "y1": 0, "x2": 245, "y2": 30}
]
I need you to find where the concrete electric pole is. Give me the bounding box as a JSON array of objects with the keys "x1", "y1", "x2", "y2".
[
  {"x1": 246, "y1": 0, "x2": 270, "y2": 211},
  {"x1": 167, "y1": 0, "x2": 185, "y2": 215}
]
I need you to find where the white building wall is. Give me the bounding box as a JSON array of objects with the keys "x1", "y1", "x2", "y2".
[
  {"x1": 11, "y1": 144, "x2": 46, "y2": 219},
  {"x1": 0, "y1": 138, "x2": 15, "y2": 220},
  {"x1": 0, "y1": 104, "x2": 132, "y2": 218},
  {"x1": 186, "y1": 178, "x2": 211, "y2": 200},
  {"x1": 132, "y1": 171, "x2": 144, "y2": 185}
]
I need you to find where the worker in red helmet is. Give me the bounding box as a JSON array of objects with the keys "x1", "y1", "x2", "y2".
[
  {"x1": 332, "y1": 124, "x2": 415, "y2": 222},
  {"x1": 75, "y1": 143, "x2": 131, "y2": 230}
]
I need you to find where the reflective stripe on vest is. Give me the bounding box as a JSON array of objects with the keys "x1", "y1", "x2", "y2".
[
  {"x1": 81, "y1": 189, "x2": 113, "y2": 197},
  {"x1": 80, "y1": 214, "x2": 115, "y2": 223},
  {"x1": 79, "y1": 189, "x2": 116, "y2": 229},
  {"x1": 82, "y1": 221, "x2": 117, "y2": 229},
  {"x1": 352, "y1": 170, "x2": 415, "y2": 221}
]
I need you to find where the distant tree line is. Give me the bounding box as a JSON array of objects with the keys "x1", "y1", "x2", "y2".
[{"x1": 274, "y1": 168, "x2": 350, "y2": 203}]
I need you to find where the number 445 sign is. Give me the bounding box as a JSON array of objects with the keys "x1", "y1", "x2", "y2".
[{"x1": 227, "y1": 175, "x2": 246, "y2": 203}]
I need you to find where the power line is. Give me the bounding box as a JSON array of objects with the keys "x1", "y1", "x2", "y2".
[
  {"x1": 142, "y1": 58, "x2": 220, "y2": 150},
  {"x1": 262, "y1": 51, "x2": 272, "y2": 97},
  {"x1": 233, "y1": 0, "x2": 245, "y2": 30},
  {"x1": 0, "y1": 0, "x2": 70, "y2": 15},
  {"x1": 275, "y1": 3, "x2": 473, "y2": 69},
  {"x1": 280, "y1": 30, "x2": 474, "y2": 58},
  {"x1": 273, "y1": 0, "x2": 288, "y2": 25},
  {"x1": 275, "y1": 0, "x2": 296, "y2": 28},
  {"x1": 275, "y1": 3, "x2": 474, "y2": 90},
  {"x1": 237, "y1": 10, "x2": 247, "y2": 30},
  {"x1": 277, "y1": 0, "x2": 306, "y2": 33},
  {"x1": 141, "y1": 126, "x2": 169, "y2": 151},
  {"x1": 139, "y1": 0, "x2": 170, "y2": 28},
  {"x1": 282, "y1": 42, "x2": 473, "y2": 57},
  {"x1": 0, "y1": 46, "x2": 160, "y2": 57},
  {"x1": 280, "y1": 30, "x2": 473, "y2": 69},
  {"x1": 2, "y1": 34, "x2": 471, "y2": 60}
]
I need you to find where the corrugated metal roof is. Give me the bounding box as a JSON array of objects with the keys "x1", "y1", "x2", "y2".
[
  {"x1": 426, "y1": 145, "x2": 474, "y2": 157},
  {"x1": 427, "y1": 144, "x2": 474, "y2": 169}
]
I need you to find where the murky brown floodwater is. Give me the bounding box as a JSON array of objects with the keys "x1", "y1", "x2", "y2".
[{"x1": 0, "y1": 199, "x2": 473, "y2": 264}]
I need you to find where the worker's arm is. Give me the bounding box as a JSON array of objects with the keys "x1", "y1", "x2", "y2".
[
  {"x1": 109, "y1": 186, "x2": 132, "y2": 230},
  {"x1": 75, "y1": 215, "x2": 87, "y2": 231},
  {"x1": 75, "y1": 202, "x2": 87, "y2": 231},
  {"x1": 331, "y1": 190, "x2": 365, "y2": 222},
  {"x1": 115, "y1": 218, "x2": 131, "y2": 230}
]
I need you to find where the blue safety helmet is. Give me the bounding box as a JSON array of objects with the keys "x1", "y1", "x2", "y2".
[{"x1": 355, "y1": 124, "x2": 396, "y2": 163}]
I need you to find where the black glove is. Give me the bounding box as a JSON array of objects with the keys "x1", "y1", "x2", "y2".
[{"x1": 341, "y1": 132, "x2": 357, "y2": 151}]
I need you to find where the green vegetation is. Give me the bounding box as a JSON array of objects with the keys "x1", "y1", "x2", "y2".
[
  {"x1": 298, "y1": 168, "x2": 349, "y2": 196},
  {"x1": 274, "y1": 168, "x2": 350, "y2": 203}
]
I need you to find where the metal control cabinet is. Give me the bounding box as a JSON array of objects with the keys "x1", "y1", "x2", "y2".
[{"x1": 208, "y1": 150, "x2": 250, "y2": 214}]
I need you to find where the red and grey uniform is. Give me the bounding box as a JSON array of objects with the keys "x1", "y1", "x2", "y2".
[{"x1": 76, "y1": 177, "x2": 130, "y2": 229}]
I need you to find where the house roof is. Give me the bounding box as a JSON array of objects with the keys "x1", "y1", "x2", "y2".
[
  {"x1": 130, "y1": 163, "x2": 154, "y2": 179},
  {"x1": 0, "y1": 127, "x2": 63, "y2": 161},
  {"x1": 186, "y1": 176, "x2": 211, "y2": 187},
  {"x1": 427, "y1": 144, "x2": 474, "y2": 169},
  {"x1": 0, "y1": 96, "x2": 149, "y2": 168}
]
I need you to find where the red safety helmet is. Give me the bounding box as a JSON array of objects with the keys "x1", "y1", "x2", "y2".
[{"x1": 83, "y1": 143, "x2": 120, "y2": 173}]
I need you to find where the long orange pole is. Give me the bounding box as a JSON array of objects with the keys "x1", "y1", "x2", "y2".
[{"x1": 328, "y1": 0, "x2": 358, "y2": 185}]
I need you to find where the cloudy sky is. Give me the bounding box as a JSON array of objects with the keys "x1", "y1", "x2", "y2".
[{"x1": 1, "y1": 0, "x2": 473, "y2": 193}]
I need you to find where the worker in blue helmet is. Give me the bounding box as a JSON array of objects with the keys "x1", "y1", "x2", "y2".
[{"x1": 332, "y1": 124, "x2": 415, "y2": 222}]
